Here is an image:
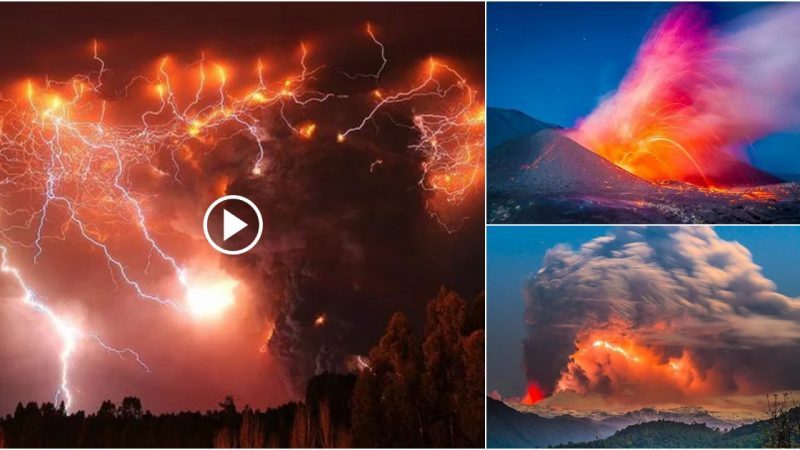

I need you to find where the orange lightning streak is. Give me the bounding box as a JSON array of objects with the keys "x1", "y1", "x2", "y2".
[
  {"x1": 592, "y1": 339, "x2": 642, "y2": 362},
  {"x1": 555, "y1": 335, "x2": 713, "y2": 399}
]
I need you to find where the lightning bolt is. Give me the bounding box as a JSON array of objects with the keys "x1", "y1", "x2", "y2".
[
  {"x1": 0, "y1": 24, "x2": 483, "y2": 410},
  {"x1": 592, "y1": 340, "x2": 642, "y2": 362},
  {"x1": 1, "y1": 245, "x2": 149, "y2": 411},
  {"x1": 338, "y1": 27, "x2": 484, "y2": 231}
]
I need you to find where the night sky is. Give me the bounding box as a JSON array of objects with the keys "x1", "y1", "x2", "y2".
[
  {"x1": 487, "y1": 226, "x2": 800, "y2": 403},
  {"x1": 487, "y1": 2, "x2": 800, "y2": 175},
  {"x1": 0, "y1": 2, "x2": 484, "y2": 415}
]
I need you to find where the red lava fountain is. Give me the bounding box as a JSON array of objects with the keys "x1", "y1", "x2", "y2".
[
  {"x1": 568, "y1": 5, "x2": 796, "y2": 189},
  {"x1": 522, "y1": 381, "x2": 545, "y2": 405}
]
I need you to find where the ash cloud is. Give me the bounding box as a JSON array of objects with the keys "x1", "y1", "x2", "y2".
[
  {"x1": 524, "y1": 227, "x2": 800, "y2": 402},
  {"x1": 224, "y1": 109, "x2": 484, "y2": 397},
  {"x1": 137, "y1": 11, "x2": 486, "y2": 399}
]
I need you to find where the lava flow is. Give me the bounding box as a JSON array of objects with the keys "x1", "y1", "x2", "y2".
[{"x1": 0, "y1": 25, "x2": 484, "y2": 411}]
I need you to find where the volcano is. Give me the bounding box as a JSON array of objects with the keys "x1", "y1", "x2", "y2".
[{"x1": 487, "y1": 107, "x2": 800, "y2": 224}]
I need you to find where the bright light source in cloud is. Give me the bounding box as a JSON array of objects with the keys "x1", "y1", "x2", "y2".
[{"x1": 185, "y1": 277, "x2": 237, "y2": 320}]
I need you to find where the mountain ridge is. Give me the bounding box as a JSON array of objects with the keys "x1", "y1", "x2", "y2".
[{"x1": 490, "y1": 396, "x2": 799, "y2": 448}]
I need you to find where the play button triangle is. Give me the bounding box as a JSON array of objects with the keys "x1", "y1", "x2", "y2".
[{"x1": 223, "y1": 209, "x2": 248, "y2": 241}]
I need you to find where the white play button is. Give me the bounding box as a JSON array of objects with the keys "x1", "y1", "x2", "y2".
[
  {"x1": 223, "y1": 209, "x2": 248, "y2": 241},
  {"x1": 203, "y1": 195, "x2": 264, "y2": 255}
]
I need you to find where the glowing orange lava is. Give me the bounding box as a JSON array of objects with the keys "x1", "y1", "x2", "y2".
[{"x1": 522, "y1": 381, "x2": 545, "y2": 405}]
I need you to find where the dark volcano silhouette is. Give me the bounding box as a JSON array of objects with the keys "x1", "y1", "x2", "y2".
[
  {"x1": 487, "y1": 107, "x2": 560, "y2": 149},
  {"x1": 489, "y1": 129, "x2": 655, "y2": 197}
]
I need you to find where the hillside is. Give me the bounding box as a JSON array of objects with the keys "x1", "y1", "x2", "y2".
[
  {"x1": 556, "y1": 407, "x2": 800, "y2": 448},
  {"x1": 559, "y1": 421, "x2": 722, "y2": 448},
  {"x1": 487, "y1": 398, "x2": 615, "y2": 448},
  {"x1": 486, "y1": 107, "x2": 560, "y2": 149}
]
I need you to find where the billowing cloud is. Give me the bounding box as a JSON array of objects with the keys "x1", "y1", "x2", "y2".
[
  {"x1": 523, "y1": 227, "x2": 800, "y2": 406},
  {"x1": 569, "y1": 3, "x2": 800, "y2": 186}
]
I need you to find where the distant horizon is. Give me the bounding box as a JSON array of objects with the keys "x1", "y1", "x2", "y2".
[{"x1": 492, "y1": 390, "x2": 792, "y2": 417}]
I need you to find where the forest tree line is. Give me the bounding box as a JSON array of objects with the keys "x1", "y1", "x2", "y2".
[{"x1": 0, "y1": 288, "x2": 484, "y2": 448}]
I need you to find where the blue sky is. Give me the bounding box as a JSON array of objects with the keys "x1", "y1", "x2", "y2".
[
  {"x1": 487, "y1": 2, "x2": 800, "y2": 175},
  {"x1": 487, "y1": 226, "x2": 800, "y2": 399}
]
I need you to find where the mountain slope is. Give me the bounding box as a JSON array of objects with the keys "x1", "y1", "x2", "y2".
[
  {"x1": 488, "y1": 128, "x2": 655, "y2": 196},
  {"x1": 713, "y1": 406, "x2": 800, "y2": 448},
  {"x1": 487, "y1": 398, "x2": 616, "y2": 448},
  {"x1": 555, "y1": 407, "x2": 800, "y2": 448},
  {"x1": 559, "y1": 421, "x2": 721, "y2": 448},
  {"x1": 487, "y1": 107, "x2": 560, "y2": 149}
]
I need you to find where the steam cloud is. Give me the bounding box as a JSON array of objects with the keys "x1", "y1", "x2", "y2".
[
  {"x1": 570, "y1": 4, "x2": 800, "y2": 186},
  {"x1": 524, "y1": 227, "x2": 800, "y2": 404}
]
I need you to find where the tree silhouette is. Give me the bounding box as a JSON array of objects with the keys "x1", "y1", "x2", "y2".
[
  {"x1": 764, "y1": 393, "x2": 800, "y2": 448},
  {"x1": 352, "y1": 312, "x2": 424, "y2": 447},
  {"x1": 0, "y1": 287, "x2": 484, "y2": 448},
  {"x1": 118, "y1": 396, "x2": 143, "y2": 420},
  {"x1": 422, "y1": 288, "x2": 468, "y2": 447},
  {"x1": 352, "y1": 288, "x2": 485, "y2": 448}
]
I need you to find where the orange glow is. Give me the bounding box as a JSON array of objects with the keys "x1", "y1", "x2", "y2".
[
  {"x1": 249, "y1": 91, "x2": 267, "y2": 103},
  {"x1": 556, "y1": 333, "x2": 721, "y2": 400},
  {"x1": 522, "y1": 381, "x2": 545, "y2": 405},
  {"x1": 25, "y1": 80, "x2": 34, "y2": 102},
  {"x1": 184, "y1": 275, "x2": 238, "y2": 320},
  {"x1": 567, "y1": 7, "x2": 759, "y2": 189},
  {"x1": 592, "y1": 339, "x2": 641, "y2": 362},
  {"x1": 214, "y1": 64, "x2": 228, "y2": 85},
  {"x1": 298, "y1": 122, "x2": 317, "y2": 139},
  {"x1": 0, "y1": 22, "x2": 483, "y2": 411},
  {"x1": 468, "y1": 106, "x2": 486, "y2": 125},
  {"x1": 212, "y1": 175, "x2": 229, "y2": 197},
  {"x1": 743, "y1": 188, "x2": 778, "y2": 201}
]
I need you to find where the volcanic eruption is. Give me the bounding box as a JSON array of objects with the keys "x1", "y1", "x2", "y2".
[
  {"x1": 487, "y1": 2, "x2": 800, "y2": 224},
  {"x1": 569, "y1": 4, "x2": 800, "y2": 188},
  {"x1": 524, "y1": 227, "x2": 800, "y2": 405},
  {"x1": 0, "y1": 3, "x2": 484, "y2": 414},
  {"x1": 522, "y1": 227, "x2": 800, "y2": 406}
]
